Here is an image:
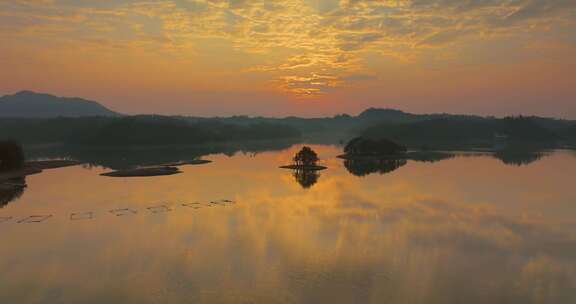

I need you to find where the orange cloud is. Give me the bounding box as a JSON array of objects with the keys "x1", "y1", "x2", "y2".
[{"x1": 0, "y1": 0, "x2": 575, "y2": 114}]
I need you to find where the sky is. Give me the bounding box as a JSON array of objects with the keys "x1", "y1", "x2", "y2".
[{"x1": 1, "y1": 0, "x2": 575, "y2": 118}]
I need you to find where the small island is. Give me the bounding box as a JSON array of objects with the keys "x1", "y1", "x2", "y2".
[
  {"x1": 338, "y1": 137, "x2": 456, "y2": 177},
  {"x1": 280, "y1": 146, "x2": 327, "y2": 170},
  {"x1": 280, "y1": 146, "x2": 325, "y2": 189},
  {"x1": 101, "y1": 166, "x2": 182, "y2": 177},
  {"x1": 159, "y1": 159, "x2": 212, "y2": 166},
  {"x1": 338, "y1": 137, "x2": 407, "y2": 160}
]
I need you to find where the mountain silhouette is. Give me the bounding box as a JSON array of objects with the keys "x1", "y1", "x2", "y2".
[
  {"x1": 357, "y1": 108, "x2": 486, "y2": 124},
  {"x1": 357, "y1": 108, "x2": 418, "y2": 123},
  {"x1": 0, "y1": 91, "x2": 119, "y2": 118}
]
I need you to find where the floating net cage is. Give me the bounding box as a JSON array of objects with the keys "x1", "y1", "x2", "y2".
[
  {"x1": 70, "y1": 212, "x2": 94, "y2": 221},
  {"x1": 147, "y1": 205, "x2": 172, "y2": 213},
  {"x1": 0, "y1": 199, "x2": 236, "y2": 224},
  {"x1": 17, "y1": 215, "x2": 52, "y2": 224},
  {"x1": 109, "y1": 208, "x2": 138, "y2": 216}
]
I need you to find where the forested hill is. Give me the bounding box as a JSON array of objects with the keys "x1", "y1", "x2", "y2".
[
  {"x1": 0, "y1": 91, "x2": 119, "y2": 118},
  {"x1": 1, "y1": 90, "x2": 575, "y2": 146},
  {"x1": 179, "y1": 108, "x2": 575, "y2": 141},
  {"x1": 362, "y1": 117, "x2": 563, "y2": 144}
]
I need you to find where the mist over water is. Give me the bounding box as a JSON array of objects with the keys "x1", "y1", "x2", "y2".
[{"x1": 0, "y1": 145, "x2": 575, "y2": 303}]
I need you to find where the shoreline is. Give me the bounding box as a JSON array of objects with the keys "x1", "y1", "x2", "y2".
[
  {"x1": 0, "y1": 160, "x2": 82, "y2": 183},
  {"x1": 101, "y1": 166, "x2": 182, "y2": 177},
  {"x1": 279, "y1": 165, "x2": 327, "y2": 171}
]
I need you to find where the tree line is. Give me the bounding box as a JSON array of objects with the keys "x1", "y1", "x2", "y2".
[
  {"x1": 0, "y1": 116, "x2": 301, "y2": 146},
  {"x1": 361, "y1": 116, "x2": 571, "y2": 145}
]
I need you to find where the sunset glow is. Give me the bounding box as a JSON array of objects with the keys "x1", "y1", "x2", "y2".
[{"x1": 1, "y1": 0, "x2": 575, "y2": 117}]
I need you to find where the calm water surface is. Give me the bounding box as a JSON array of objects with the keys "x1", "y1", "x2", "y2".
[{"x1": 1, "y1": 145, "x2": 575, "y2": 303}]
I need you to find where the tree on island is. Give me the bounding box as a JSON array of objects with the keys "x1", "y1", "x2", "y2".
[
  {"x1": 0, "y1": 141, "x2": 25, "y2": 171},
  {"x1": 293, "y1": 146, "x2": 320, "y2": 167},
  {"x1": 283, "y1": 146, "x2": 323, "y2": 189},
  {"x1": 344, "y1": 137, "x2": 407, "y2": 156}
]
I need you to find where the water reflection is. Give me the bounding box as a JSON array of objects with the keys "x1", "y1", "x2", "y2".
[
  {"x1": 25, "y1": 141, "x2": 557, "y2": 173},
  {"x1": 493, "y1": 149, "x2": 547, "y2": 166},
  {"x1": 0, "y1": 146, "x2": 575, "y2": 303},
  {"x1": 27, "y1": 139, "x2": 297, "y2": 170},
  {"x1": 344, "y1": 158, "x2": 407, "y2": 177},
  {"x1": 293, "y1": 169, "x2": 320, "y2": 189},
  {"x1": 408, "y1": 151, "x2": 455, "y2": 163},
  {"x1": 0, "y1": 177, "x2": 26, "y2": 208}
]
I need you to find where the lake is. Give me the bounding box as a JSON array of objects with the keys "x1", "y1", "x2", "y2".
[{"x1": 1, "y1": 144, "x2": 575, "y2": 303}]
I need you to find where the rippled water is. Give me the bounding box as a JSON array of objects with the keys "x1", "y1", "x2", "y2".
[{"x1": 1, "y1": 145, "x2": 575, "y2": 303}]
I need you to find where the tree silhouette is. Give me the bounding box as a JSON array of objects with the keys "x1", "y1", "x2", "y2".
[
  {"x1": 293, "y1": 169, "x2": 320, "y2": 189},
  {"x1": 0, "y1": 141, "x2": 24, "y2": 171},
  {"x1": 293, "y1": 146, "x2": 319, "y2": 167},
  {"x1": 494, "y1": 150, "x2": 546, "y2": 166},
  {"x1": 344, "y1": 159, "x2": 407, "y2": 177}
]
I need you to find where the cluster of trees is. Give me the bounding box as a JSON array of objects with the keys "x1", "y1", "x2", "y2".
[
  {"x1": 288, "y1": 146, "x2": 323, "y2": 189},
  {"x1": 0, "y1": 141, "x2": 24, "y2": 171},
  {"x1": 293, "y1": 146, "x2": 320, "y2": 167}
]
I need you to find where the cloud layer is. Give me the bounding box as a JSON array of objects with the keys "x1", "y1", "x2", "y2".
[{"x1": 1, "y1": 0, "x2": 575, "y2": 114}]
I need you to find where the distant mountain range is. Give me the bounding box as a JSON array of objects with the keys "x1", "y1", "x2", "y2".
[
  {"x1": 0, "y1": 91, "x2": 119, "y2": 118},
  {"x1": 1, "y1": 91, "x2": 575, "y2": 147},
  {"x1": 0, "y1": 91, "x2": 573, "y2": 136},
  {"x1": 356, "y1": 108, "x2": 485, "y2": 123}
]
